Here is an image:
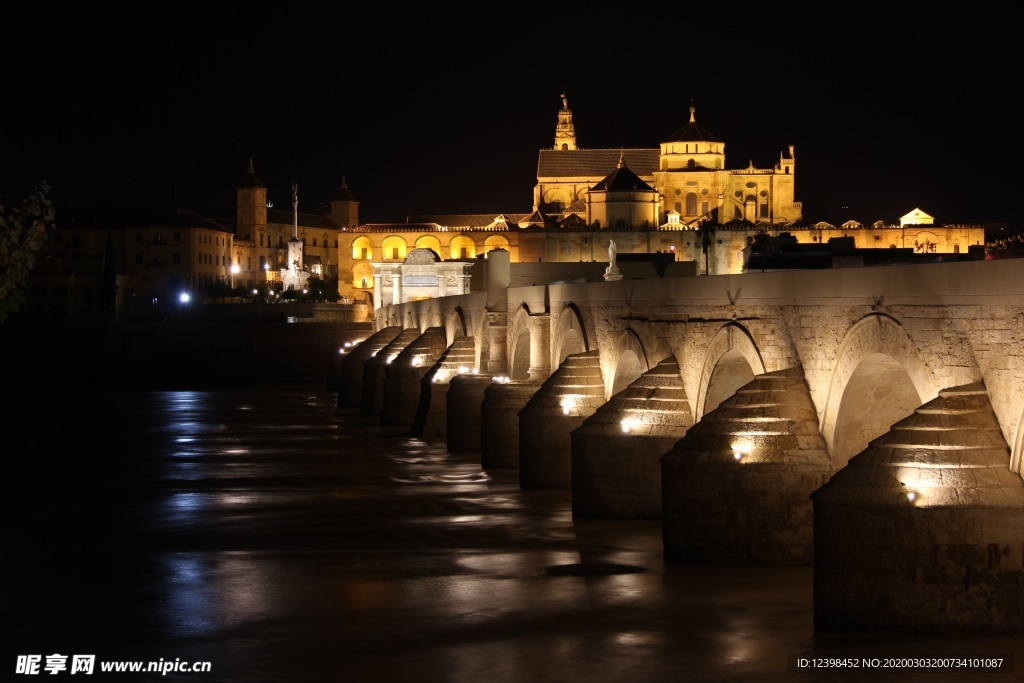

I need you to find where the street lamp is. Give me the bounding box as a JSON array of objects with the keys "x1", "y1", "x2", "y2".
[
  {"x1": 230, "y1": 263, "x2": 240, "y2": 288},
  {"x1": 178, "y1": 292, "x2": 190, "y2": 320}
]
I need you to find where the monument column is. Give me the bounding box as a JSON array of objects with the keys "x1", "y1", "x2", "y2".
[{"x1": 392, "y1": 273, "x2": 402, "y2": 306}]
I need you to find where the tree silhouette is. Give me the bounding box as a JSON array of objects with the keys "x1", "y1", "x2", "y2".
[
  {"x1": 0, "y1": 182, "x2": 55, "y2": 322},
  {"x1": 698, "y1": 223, "x2": 716, "y2": 275}
]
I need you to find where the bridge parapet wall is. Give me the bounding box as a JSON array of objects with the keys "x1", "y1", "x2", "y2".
[{"x1": 378, "y1": 260, "x2": 1024, "y2": 476}]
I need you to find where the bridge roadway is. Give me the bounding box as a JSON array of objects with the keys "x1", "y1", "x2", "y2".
[{"x1": 335, "y1": 256, "x2": 1024, "y2": 634}]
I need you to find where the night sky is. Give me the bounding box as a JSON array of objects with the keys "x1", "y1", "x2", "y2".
[{"x1": 4, "y1": 6, "x2": 1020, "y2": 228}]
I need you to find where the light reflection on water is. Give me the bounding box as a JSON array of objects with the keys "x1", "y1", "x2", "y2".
[{"x1": 10, "y1": 385, "x2": 1022, "y2": 683}]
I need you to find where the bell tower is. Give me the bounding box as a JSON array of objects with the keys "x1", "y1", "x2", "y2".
[
  {"x1": 553, "y1": 92, "x2": 577, "y2": 151},
  {"x1": 235, "y1": 158, "x2": 267, "y2": 242}
]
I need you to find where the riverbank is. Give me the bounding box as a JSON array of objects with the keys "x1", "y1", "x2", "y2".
[{"x1": 0, "y1": 320, "x2": 372, "y2": 387}]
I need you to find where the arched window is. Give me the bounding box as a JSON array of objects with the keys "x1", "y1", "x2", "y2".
[
  {"x1": 352, "y1": 236, "x2": 374, "y2": 260},
  {"x1": 685, "y1": 193, "x2": 697, "y2": 216}
]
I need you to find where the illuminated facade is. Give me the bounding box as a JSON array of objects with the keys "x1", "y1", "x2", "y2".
[{"x1": 535, "y1": 97, "x2": 801, "y2": 225}]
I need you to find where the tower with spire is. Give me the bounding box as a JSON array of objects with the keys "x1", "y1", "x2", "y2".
[
  {"x1": 235, "y1": 158, "x2": 267, "y2": 243},
  {"x1": 329, "y1": 175, "x2": 359, "y2": 230},
  {"x1": 553, "y1": 92, "x2": 577, "y2": 151}
]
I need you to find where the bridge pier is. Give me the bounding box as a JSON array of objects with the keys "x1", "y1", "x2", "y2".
[
  {"x1": 812, "y1": 382, "x2": 1024, "y2": 633},
  {"x1": 519, "y1": 350, "x2": 605, "y2": 490},
  {"x1": 446, "y1": 374, "x2": 494, "y2": 451},
  {"x1": 480, "y1": 381, "x2": 538, "y2": 469},
  {"x1": 412, "y1": 336, "x2": 477, "y2": 437},
  {"x1": 661, "y1": 367, "x2": 832, "y2": 565},
  {"x1": 381, "y1": 327, "x2": 447, "y2": 429},
  {"x1": 360, "y1": 328, "x2": 421, "y2": 416},
  {"x1": 337, "y1": 326, "x2": 401, "y2": 409},
  {"x1": 571, "y1": 356, "x2": 693, "y2": 519}
]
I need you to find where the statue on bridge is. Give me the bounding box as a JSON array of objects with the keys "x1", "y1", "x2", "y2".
[{"x1": 604, "y1": 239, "x2": 622, "y2": 281}]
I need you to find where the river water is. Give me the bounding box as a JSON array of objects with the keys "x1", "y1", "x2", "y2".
[{"x1": 4, "y1": 385, "x2": 1021, "y2": 682}]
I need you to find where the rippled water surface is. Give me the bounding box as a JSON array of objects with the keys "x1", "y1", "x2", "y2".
[{"x1": 5, "y1": 385, "x2": 1021, "y2": 682}]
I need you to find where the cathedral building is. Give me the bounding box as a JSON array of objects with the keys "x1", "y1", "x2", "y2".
[{"x1": 535, "y1": 93, "x2": 800, "y2": 226}]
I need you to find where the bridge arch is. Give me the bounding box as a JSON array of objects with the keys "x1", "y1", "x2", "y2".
[
  {"x1": 695, "y1": 322, "x2": 766, "y2": 419},
  {"x1": 821, "y1": 313, "x2": 931, "y2": 469},
  {"x1": 552, "y1": 304, "x2": 589, "y2": 367},
  {"x1": 508, "y1": 305, "x2": 535, "y2": 380},
  {"x1": 609, "y1": 329, "x2": 649, "y2": 397},
  {"x1": 444, "y1": 307, "x2": 468, "y2": 347}
]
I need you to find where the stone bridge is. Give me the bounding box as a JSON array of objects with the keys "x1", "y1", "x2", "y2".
[{"x1": 335, "y1": 254, "x2": 1024, "y2": 634}]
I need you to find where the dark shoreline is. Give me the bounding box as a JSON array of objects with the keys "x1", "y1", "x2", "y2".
[{"x1": 0, "y1": 321, "x2": 371, "y2": 387}]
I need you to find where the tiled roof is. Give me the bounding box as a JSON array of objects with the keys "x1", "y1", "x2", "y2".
[
  {"x1": 519, "y1": 209, "x2": 548, "y2": 225},
  {"x1": 591, "y1": 162, "x2": 656, "y2": 192},
  {"x1": 537, "y1": 149, "x2": 659, "y2": 178},
  {"x1": 408, "y1": 213, "x2": 530, "y2": 228}
]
